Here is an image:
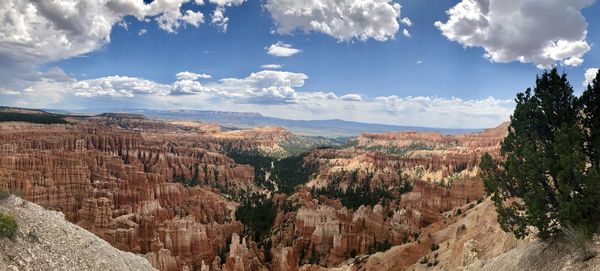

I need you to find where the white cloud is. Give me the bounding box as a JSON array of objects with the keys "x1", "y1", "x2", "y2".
[
  {"x1": 340, "y1": 94, "x2": 362, "y2": 101},
  {"x1": 400, "y1": 17, "x2": 412, "y2": 27},
  {"x1": 261, "y1": 64, "x2": 283, "y2": 69},
  {"x1": 216, "y1": 70, "x2": 307, "y2": 104},
  {"x1": 208, "y1": 0, "x2": 247, "y2": 32},
  {"x1": 171, "y1": 79, "x2": 212, "y2": 96},
  {"x1": 0, "y1": 69, "x2": 513, "y2": 128},
  {"x1": 176, "y1": 71, "x2": 212, "y2": 80},
  {"x1": 265, "y1": 0, "x2": 403, "y2": 42},
  {"x1": 118, "y1": 21, "x2": 129, "y2": 30},
  {"x1": 564, "y1": 57, "x2": 584, "y2": 67},
  {"x1": 138, "y1": 29, "x2": 148, "y2": 36},
  {"x1": 221, "y1": 94, "x2": 513, "y2": 128},
  {"x1": 10, "y1": 70, "x2": 308, "y2": 103},
  {"x1": 266, "y1": 42, "x2": 301, "y2": 57},
  {"x1": 208, "y1": 0, "x2": 246, "y2": 6},
  {"x1": 211, "y1": 6, "x2": 229, "y2": 31},
  {"x1": 416, "y1": 60, "x2": 423, "y2": 64},
  {"x1": 180, "y1": 10, "x2": 205, "y2": 27},
  {"x1": 106, "y1": 0, "x2": 205, "y2": 33},
  {"x1": 435, "y1": 0, "x2": 593, "y2": 68},
  {"x1": 584, "y1": 68, "x2": 599, "y2": 87},
  {"x1": 0, "y1": 0, "x2": 208, "y2": 91},
  {"x1": 71, "y1": 76, "x2": 171, "y2": 98},
  {"x1": 402, "y1": 29, "x2": 411, "y2": 38},
  {"x1": 0, "y1": 87, "x2": 20, "y2": 95},
  {"x1": 1, "y1": 0, "x2": 116, "y2": 66}
]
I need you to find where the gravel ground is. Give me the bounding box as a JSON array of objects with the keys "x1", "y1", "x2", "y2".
[{"x1": 0, "y1": 196, "x2": 156, "y2": 271}]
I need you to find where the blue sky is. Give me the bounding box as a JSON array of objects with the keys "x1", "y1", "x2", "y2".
[{"x1": 1, "y1": 0, "x2": 599, "y2": 128}]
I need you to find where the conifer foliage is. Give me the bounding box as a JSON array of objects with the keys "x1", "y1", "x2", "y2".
[{"x1": 480, "y1": 68, "x2": 600, "y2": 240}]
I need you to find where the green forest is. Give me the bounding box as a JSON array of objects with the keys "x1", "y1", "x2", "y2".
[{"x1": 0, "y1": 111, "x2": 68, "y2": 124}]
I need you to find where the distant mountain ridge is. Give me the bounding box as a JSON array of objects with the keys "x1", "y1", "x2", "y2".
[{"x1": 56, "y1": 108, "x2": 481, "y2": 137}]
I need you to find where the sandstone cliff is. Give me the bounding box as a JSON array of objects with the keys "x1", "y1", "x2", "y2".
[
  {"x1": 0, "y1": 121, "x2": 251, "y2": 271},
  {"x1": 0, "y1": 111, "x2": 511, "y2": 271}
]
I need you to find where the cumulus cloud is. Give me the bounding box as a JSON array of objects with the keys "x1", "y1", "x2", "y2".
[
  {"x1": 402, "y1": 29, "x2": 411, "y2": 38},
  {"x1": 180, "y1": 10, "x2": 205, "y2": 27},
  {"x1": 171, "y1": 79, "x2": 212, "y2": 96},
  {"x1": 0, "y1": 0, "x2": 209, "y2": 91},
  {"x1": 216, "y1": 70, "x2": 307, "y2": 104},
  {"x1": 1, "y1": 0, "x2": 116, "y2": 66},
  {"x1": 176, "y1": 71, "x2": 212, "y2": 80},
  {"x1": 208, "y1": 0, "x2": 247, "y2": 31},
  {"x1": 400, "y1": 17, "x2": 412, "y2": 27},
  {"x1": 266, "y1": 42, "x2": 301, "y2": 57},
  {"x1": 0, "y1": 69, "x2": 514, "y2": 128},
  {"x1": 0, "y1": 0, "x2": 271, "y2": 102},
  {"x1": 584, "y1": 68, "x2": 599, "y2": 87},
  {"x1": 265, "y1": 0, "x2": 403, "y2": 42},
  {"x1": 105, "y1": 0, "x2": 204, "y2": 32},
  {"x1": 8, "y1": 70, "x2": 308, "y2": 103},
  {"x1": 71, "y1": 76, "x2": 171, "y2": 98},
  {"x1": 261, "y1": 64, "x2": 283, "y2": 69},
  {"x1": 208, "y1": 0, "x2": 246, "y2": 6},
  {"x1": 435, "y1": 0, "x2": 593, "y2": 68},
  {"x1": 211, "y1": 6, "x2": 229, "y2": 31}
]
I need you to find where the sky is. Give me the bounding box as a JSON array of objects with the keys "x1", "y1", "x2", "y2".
[{"x1": 0, "y1": 0, "x2": 599, "y2": 128}]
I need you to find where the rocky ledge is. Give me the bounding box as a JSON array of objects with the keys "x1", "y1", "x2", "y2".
[{"x1": 0, "y1": 195, "x2": 156, "y2": 271}]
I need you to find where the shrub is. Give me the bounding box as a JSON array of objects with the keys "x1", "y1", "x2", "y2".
[
  {"x1": 0, "y1": 190, "x2": 10, "y2": 201},
  {"x1": 431, "y1": 243, "x2": 440, "y2": 251},
  {"x1": 562, "y1": 224, "x2": 596, "y2": 261},
  {"x1": 367, "y1": 240, "x2": 392, "y2": 254},
  {"x1": 0, "y1": 213, "x2": 18, "y2": 239},
  {"x1": 401, "y1": 233, "x2": 409, "y2": 244}
]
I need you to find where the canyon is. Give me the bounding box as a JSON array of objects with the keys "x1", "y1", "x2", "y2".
[{"x1": 0, "y1": 109, "x2": 509, "y2": 271}]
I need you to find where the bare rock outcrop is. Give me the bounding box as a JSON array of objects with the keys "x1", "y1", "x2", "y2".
[
  {"x1": 463, "y1": 239, "x2": 600, "y2": 271},
  {"x1": 0, "y1": 195, "x2": 156, "y2": 271}
]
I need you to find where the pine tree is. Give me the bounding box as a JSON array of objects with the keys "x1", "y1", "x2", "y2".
[
  {"x1": 480, "y1": 68, "x2": 600, "y2": 240},
  {"x1": 580, "y1": 71, "x2": 600, "y2": 169}
]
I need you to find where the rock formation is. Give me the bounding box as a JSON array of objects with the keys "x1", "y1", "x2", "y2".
[
  {"x1": 0, "y1": 121, "x2": 252, "y2": 271},
  {"x1": 0, "y1": 110, "x2": 511, "y2": 271}
]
